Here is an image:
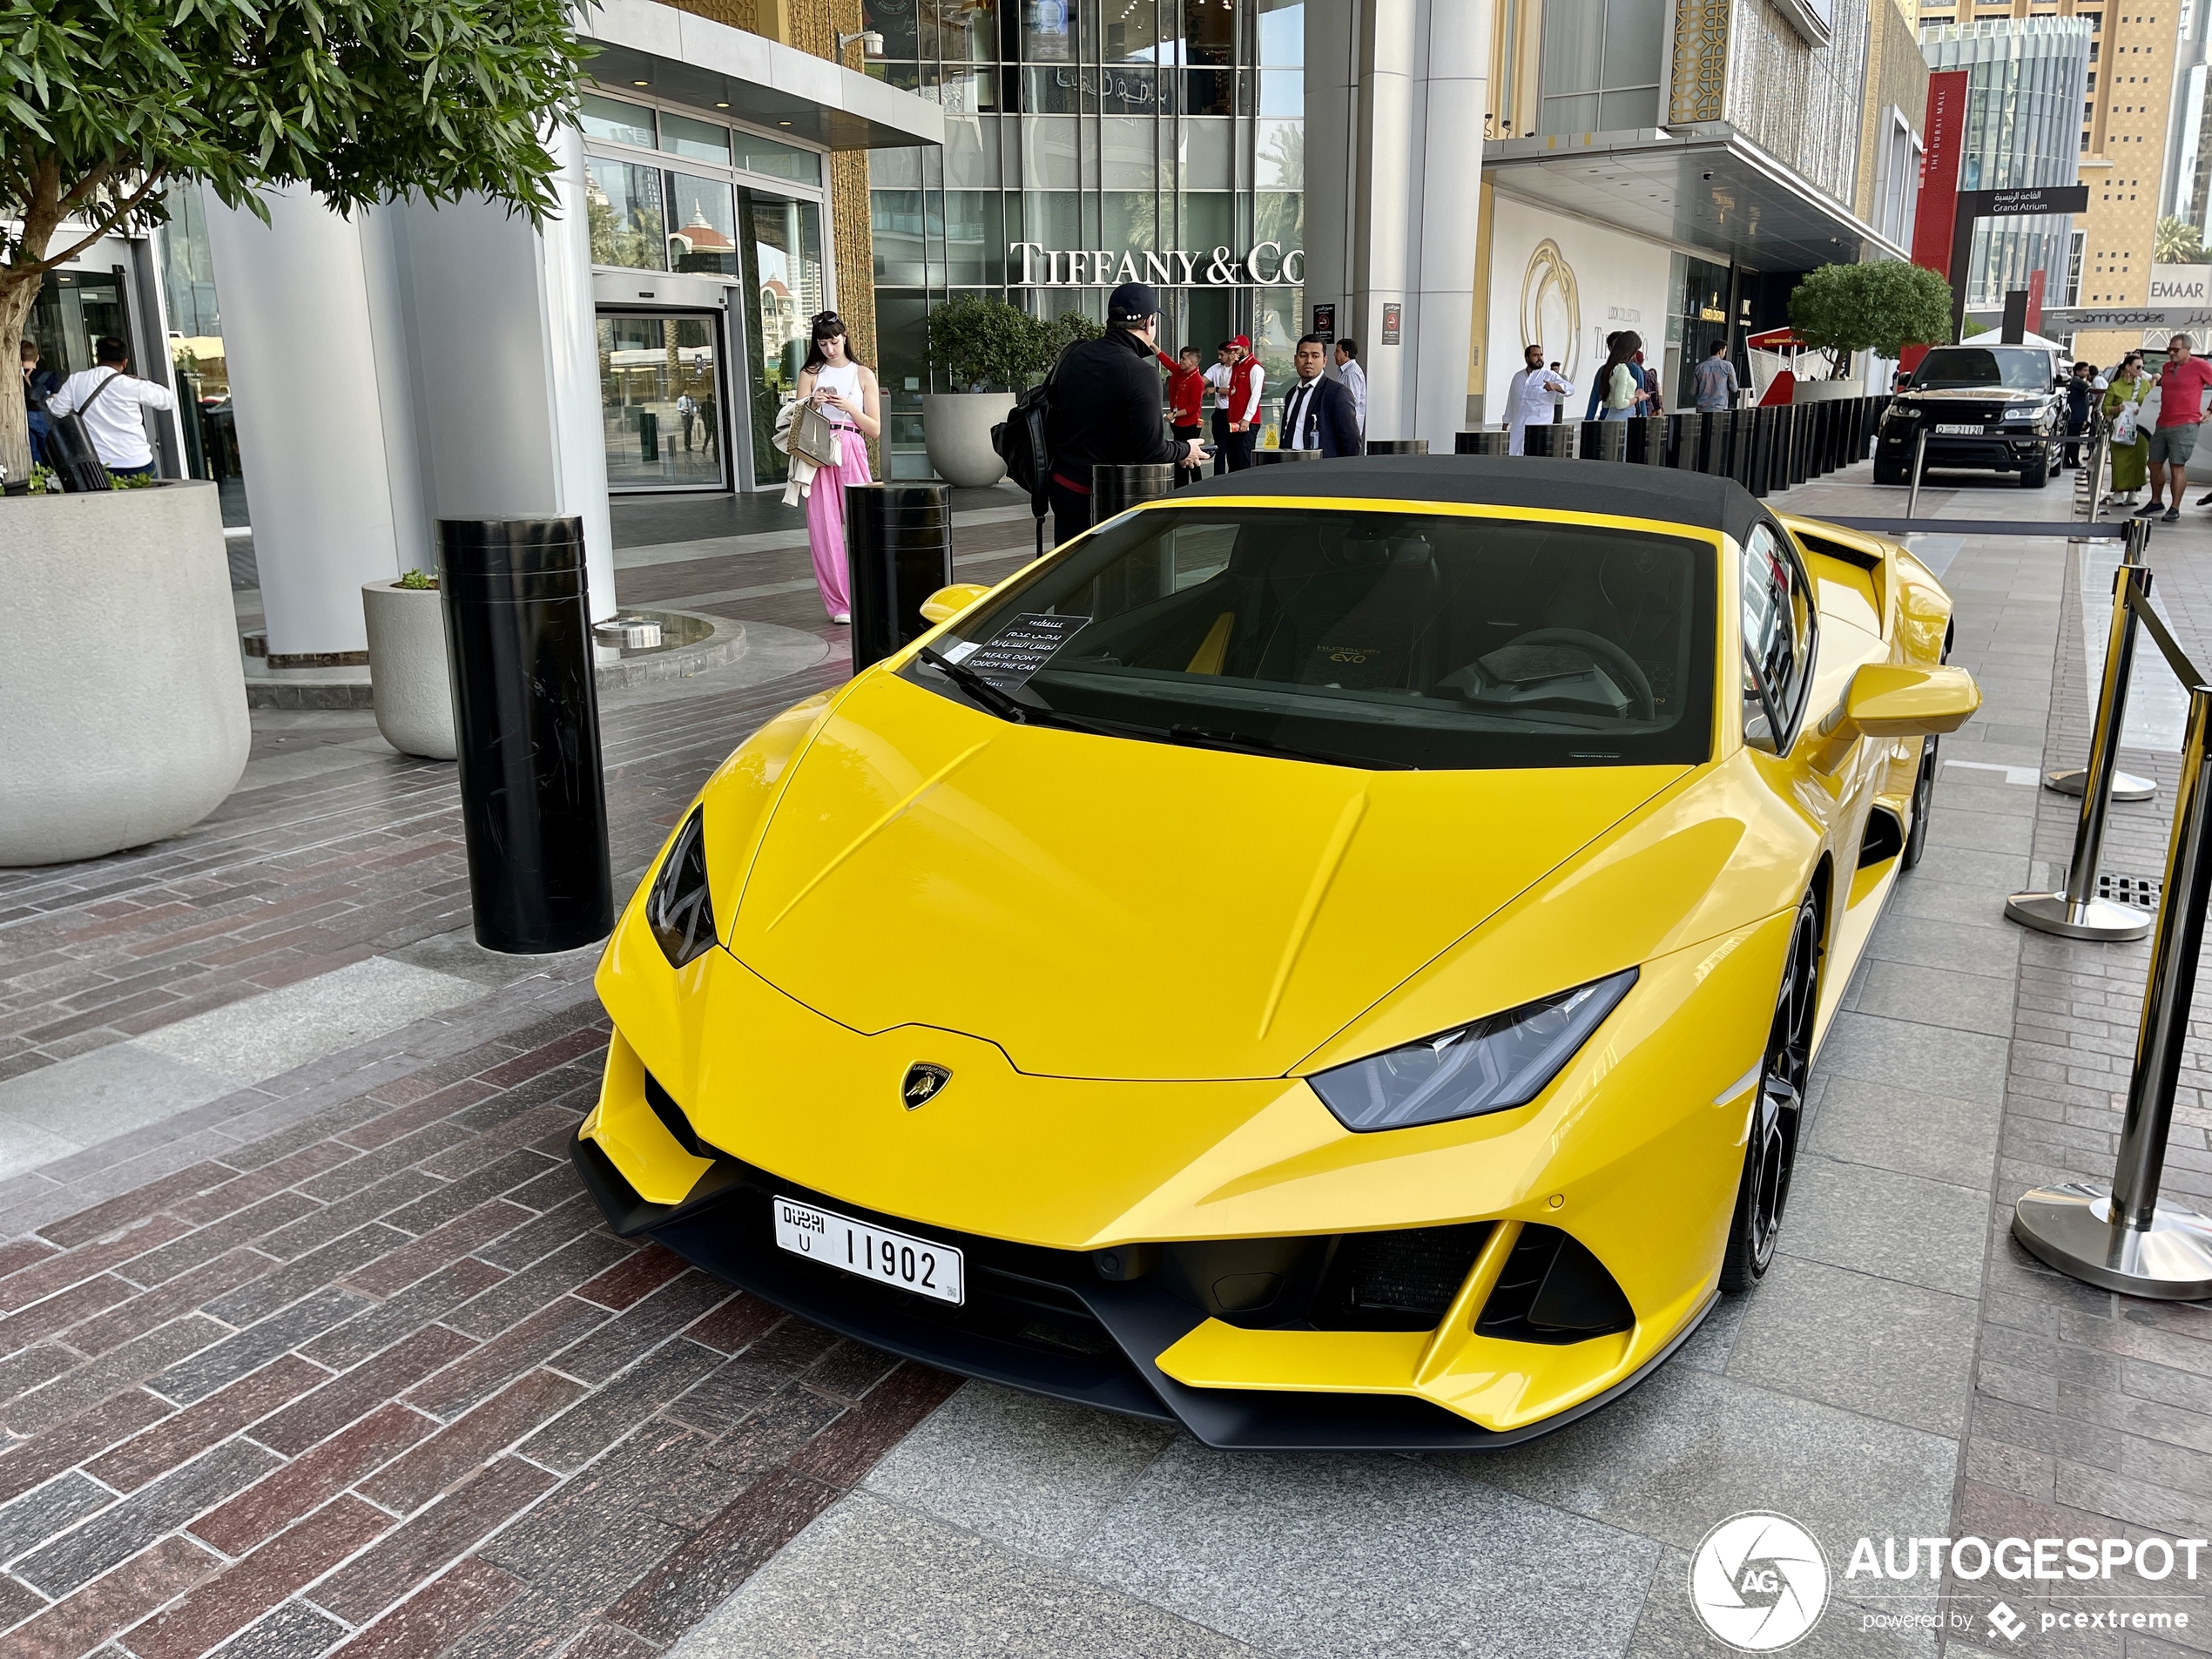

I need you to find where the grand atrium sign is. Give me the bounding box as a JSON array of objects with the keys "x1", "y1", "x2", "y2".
[{"x1": 1011, "y1": 242, "x2": 1305, "y2": 287}]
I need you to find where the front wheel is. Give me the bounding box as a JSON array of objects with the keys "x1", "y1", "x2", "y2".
[
  {"x1": 2020, "y1": 454, "x2": 2050, "y2": 489},
  {"x1": 1873, "y1": 455, "x2": 1907, "y2": 487},
  {"x1": 1720, "y1": 894, "x2": 1819, "y2": 1293}
]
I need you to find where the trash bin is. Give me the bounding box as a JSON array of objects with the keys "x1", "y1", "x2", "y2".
[
  {"x1": 1581, "y1": 421, "x2": 1625, "y2": 462},
  {"x1": 1092, "y1": 462, "x2": 1179, "y2": 523},
  {"x1": 1366, "y1": 439, "x2": 1428, "y2": 455},
  {"x1": 1669, "y1": 412, "x2": 1704, "y2": 472},
  {"x1": 846, "y1": 483, "x2": 953, "y2": 674},
  {"x1": 1457, "y1": 429, "x2": 1512, "y2": 455},
  {"x1": 436, "y1": 516, "x2": 613, "y2": 954},
  {"x1": 1251, "y1": 448, "x2": 1323, "y2": 464}
]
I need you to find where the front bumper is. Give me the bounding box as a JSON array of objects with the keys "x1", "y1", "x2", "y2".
[
  {"x1": 1879, "y1": 424, "x2": 2048, "y2": 470},
  {"x1": 569, "y1": 1123, "x2": 1713, "y2": 1450}
]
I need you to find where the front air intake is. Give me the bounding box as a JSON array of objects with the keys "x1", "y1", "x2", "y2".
[
  {"x1": 1310, "y1": 1224, "x2": 1494, "y2": 1332},
  {"x1": 1475, "y1": 1225, "x2": 1634, "y2": 1345}
]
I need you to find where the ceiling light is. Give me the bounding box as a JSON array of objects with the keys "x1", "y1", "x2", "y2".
[
  {"x1": 632, "y1": 79, "x2": 650, "y2": 87},
  {"x1": 779, "y1": 119, "x2": 792, "y2": 126},
  {"x1": 716, "y1": 101, "x2": 729, "y2": 108}
]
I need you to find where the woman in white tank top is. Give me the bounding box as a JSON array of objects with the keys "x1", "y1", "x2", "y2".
[{"x1": 794, "y1": 312, "x2": 883, "y2": 626}]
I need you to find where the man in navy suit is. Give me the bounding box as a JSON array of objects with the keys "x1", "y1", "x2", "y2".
[{"x1": 1278, "y1": 334, "x2": 1361, "y2": 458}]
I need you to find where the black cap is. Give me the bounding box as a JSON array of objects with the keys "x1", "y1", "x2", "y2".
[{"x1": 1108, "y1": 281, "x2": 1159, "y2": 325}]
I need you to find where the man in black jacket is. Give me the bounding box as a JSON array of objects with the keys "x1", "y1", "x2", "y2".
[
  {"x1": 1278, "y1": 334, "x2": 1361, "y2": 458},
  {"x1": 1043, "y1": 282, "x2": 1209, "y2": 546}
]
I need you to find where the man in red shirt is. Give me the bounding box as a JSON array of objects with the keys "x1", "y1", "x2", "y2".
[
  {"x1": 1215, "y1": 334, "x2": 1264, "y2": 473},
  {"x1": 1157, "y1": 344, "x2": 1206, "y2": 487},
  {"x1": 2142, "y1": 333, "x2": 2212, "y2": 523}
]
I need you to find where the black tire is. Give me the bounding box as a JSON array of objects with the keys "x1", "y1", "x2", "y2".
[
  {"x1": 2020, "y1": 454, "x2": 2049, "y2": 489},
  {"x1": 1720, "y1": 894, "x2": 1819, "y2": 1293},
  {"x1": 1901, "y1": 736, "x2": 1938, "y2": 871},
  {"x1": 1873, "y1": 455, "x2": 1907, "y2": 487}
]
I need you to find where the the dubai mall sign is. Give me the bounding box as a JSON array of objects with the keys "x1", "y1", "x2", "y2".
[{"x1": 1010, "y1": 241, "x2": 1305, "y2": 287}]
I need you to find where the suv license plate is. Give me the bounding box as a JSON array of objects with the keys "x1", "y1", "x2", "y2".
[
  {"x1": 1933, "y1": 423, "x2": 1981, "y2": 435},
  {"x1": 773, "y1": 1196, "x2": 965, "y2": 1305}
]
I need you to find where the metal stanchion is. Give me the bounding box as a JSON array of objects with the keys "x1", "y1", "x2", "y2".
[
  {"x1": 2013, "y1": 641, "x2": 2212, "y2": 1297},
  {"x1": 2006, "y1": 550, "x2": 2158, "y2": 941},
  {"x1": 1905, "y1": 428, "x2": 1929, "y2": 520},
  {"x1": 2047, "y1": 517, "x2": 2159, "y2": 802}
]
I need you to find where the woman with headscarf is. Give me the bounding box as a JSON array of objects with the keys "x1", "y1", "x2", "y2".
[
  {"x1": 2102, "y1": 354, "x2": 2152, "y2": 509},
  {"x1": 792, "y1": 310, "x2": 882, "y2": 626},
  {"x1": 1597, "y1": 332, "x2": 1643, "y2": 422}
]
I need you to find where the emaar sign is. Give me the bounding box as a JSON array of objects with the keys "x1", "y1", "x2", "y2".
[
  {"x1": 2152, "y1": 263, "x2": 2212, "y2": 305},
  {"x1": 1010, "y1": 242, "x2": 1305, "y2": 287}
]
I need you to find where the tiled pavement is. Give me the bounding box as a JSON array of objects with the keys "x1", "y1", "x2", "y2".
[{"x1": 3, "y1": 466, "x2": 2212, "y2": 1656}]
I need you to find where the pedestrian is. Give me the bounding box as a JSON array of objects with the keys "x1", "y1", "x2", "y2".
[
  {"x1": 19, "y1": 339, "x2": 57, "y2": 468},
  {"x1": 1279, "y1": 334, "x2": 1360, "y2": 457},
  {"x1": 1157, "y1": 342, "x2": 1207, "y2": 486},
  {"x1": 1596, "y1": 332, "x2": 1643, "y2": 422},
  {"x1": 2061, "y1": 362, "x2": 2095, "y2": 470},
  {"x1": 2103, "y1": 358, "x2": 2151, "y2": 509},
  {"x1": 1042, "y1": 281, "x2": 1209, "y2": 547},
  {"x1": 1204, "y1": 340, "x2": 1237, "y2": 476},
  {"x1": 1333, "y1": 338, "x2": 1366, "y2": 434},
  {"x1": 1692, "y1": 341, "x2": 1739, "y2": 414},
  {"x1": 1585, "y1": 331, "x2": 1622, "y2": 420},
  {"x1": 45, "y1": 336, "x2": 174, "y2": 478},
  {"x1": 1215, "y1": 334, "x2": 1264, "y2": 472},
  {"x1": 1635, "y1": 348, "x2": 1662, "y2": 415},
  {"x1": 676, "y1": 390, "x2": 698, "y2": 452},
  {"x1": 2137, "y1": 334, "x2": 2212, "y2": 522},
  {"x1": 792, "y1": 309, "x2": 881, "y2": 625},
  {"x1": 1504, "y1": 343, "x2": 1575, "y2": 455}
]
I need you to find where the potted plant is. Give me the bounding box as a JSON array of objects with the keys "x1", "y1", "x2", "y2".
[
  {"x1": 0, "y1": 0, "x2": 588, "y2": 863},
  {"x1": 1787, "y1": 261, "x2": 1955, "y2": 398},
  {"x1": 362, "y1": 570, "x2": 457, "y2": 760},
  {"x1": 921, "y1": 298, "x2": 1102, "y2": 486}
]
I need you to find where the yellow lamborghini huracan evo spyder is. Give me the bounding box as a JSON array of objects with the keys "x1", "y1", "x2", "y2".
[{"x1": 571, "y1": 457, "x2": 1979, "y2": 1448}]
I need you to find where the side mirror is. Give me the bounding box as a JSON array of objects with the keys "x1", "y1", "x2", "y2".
[
  {"x1": 1894, "y1": 374, "x2": 1910, "y2": 388},
  {"x1": 920, "y1": 583, "x2": 991, "y2": 626},
  {"x1": 1824, "y1": 663, "x2": 1980, "y2": 743}
]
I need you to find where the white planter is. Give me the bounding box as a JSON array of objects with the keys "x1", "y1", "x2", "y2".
[
  {"x1": 0, "y1": 483, "x2": 249, "y2": 866},
  {"x1": 921, "y1": 393, "x2": 1016, "y2": 488},
  {"x1": 361, "y1": 582, "x2": 457, "y2": 759},
  {"x1": 1792, "y1": 380, "x2": 1863, "y2": 402}
]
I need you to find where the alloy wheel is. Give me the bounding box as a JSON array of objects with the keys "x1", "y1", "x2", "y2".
[{"x1": 1723, "y1": 897, "x2": 1819, "y2": 1291}]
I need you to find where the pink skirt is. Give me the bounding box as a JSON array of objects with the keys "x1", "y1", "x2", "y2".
[{"x1": 804, "y1": 427, "x2": 873, "y2": 617}]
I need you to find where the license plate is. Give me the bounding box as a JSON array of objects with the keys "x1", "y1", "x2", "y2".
[
  {"x1": 772, "y1": 1196, "x2": 965, "y2": 1305},
  {"x1": 1933, "y1": 423, "x2": 1982, "y2": 435}
]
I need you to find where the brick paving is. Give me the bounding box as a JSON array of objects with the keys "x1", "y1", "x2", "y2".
[{"x1": 0, "y1": 497, "x2": 1045, "y2": 1657}]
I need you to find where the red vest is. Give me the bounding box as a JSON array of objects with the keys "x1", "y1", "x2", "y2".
[{"x1": 1227, "y1": 354, "x2": 1263, "y2": 421}]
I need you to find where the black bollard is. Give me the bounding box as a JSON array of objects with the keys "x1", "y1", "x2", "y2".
[
  {"x1": 1581, "y1": 421, "x2": 1626, "y2": 462},
  {"x1": 1730, "y1": 409, "x2": 1758, "y2": 489},
  {"x1": 1525, "y1": 423, "x2": 1574, "y2": 459},
  {"x1": 1624, "y1": 415, "x2": 1668, "y2": 466},
  {"x1": 1670, "y1": 411, "x2": 1705, "y2": 471},
  {"x1": 1366, "y1": 438, "x2": 1429, "y2": 455},
  {"x1": 436, "y1": 516, "x2": 613, "y2": 954},
  {"x1": 1251, "y1": 448, "x2": 1324, "y2": 464},
  {"x1": 1093, "y1": 462, "x2": 1179, "y2": 522},
  {"x1": 1457, "y1": 430, "x2": 1512, "y2": 455},
  {"x1": 846, "y1": 483, "x2": 953, "y2": 674}
]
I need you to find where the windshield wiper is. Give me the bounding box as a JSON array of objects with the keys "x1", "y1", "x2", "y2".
[
  {"x1": 1165, "y1": 724, "x2": 1413, "y2": 771},
  {"x1": 915, "y1": 648, "x2": 1132, "y2": 740}
]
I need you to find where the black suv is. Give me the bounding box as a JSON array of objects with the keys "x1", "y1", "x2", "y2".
[{"x1": 1874, "y1": 345, "x2": 2067, "y2": 489}]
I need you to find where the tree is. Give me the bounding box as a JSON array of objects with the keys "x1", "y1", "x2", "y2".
[
  {"x1": 1787, "y1": 261, "x2": 1956, "y2": 371},
  {"x1": 0, "y1": 0, "x2": 592, "y2": 483},
  {"x1": 2156, "y1": 215, "x2": 2209, "y2": 264},
  {"x1": 925, "y1": 298, "x2": 1102, "y2": 390}
]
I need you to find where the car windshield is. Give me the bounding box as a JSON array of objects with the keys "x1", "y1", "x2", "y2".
[
  {"x1": 1911, "y1": 347, "x2": 2051, "y2": 391},
  {"x1": 905, "y1": 506, "x2": 1716, "y2": 771}
]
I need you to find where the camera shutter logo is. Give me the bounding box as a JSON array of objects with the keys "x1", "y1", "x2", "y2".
[{"x1": 1689, "y1": 1512, "x2": 1831, "y2": 1651}]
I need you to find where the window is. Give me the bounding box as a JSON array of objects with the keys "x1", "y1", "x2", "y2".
[
  {"x1": 734, "y1": 132, "x2": 824, "y2": 187},
  {"x1": 914, "y1": 507, "x2": 1716, "y2": 772},
  {"x1": 1538, "y1": 0, "x2": 1664, "y2": 134},
  {"x1": 586, "y1": 158, "x2": 666, "y2": 271},
  {"x1": 580, "y1": 94, "x2": 655, "y2": 147},
  {"x1": 660, "y1": 111, "x2": 731, "y2": 166},
  {"x1": 1742, "y1": 523, "x2": 1812, "y2": 752}
]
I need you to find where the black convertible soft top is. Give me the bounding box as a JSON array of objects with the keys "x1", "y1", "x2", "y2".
[{"x1": 1176, "y1": 455, "x2": 1769, "y2": 546}]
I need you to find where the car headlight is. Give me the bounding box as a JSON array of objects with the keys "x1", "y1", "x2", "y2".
[
  {"x1": 2003, "y1": 408, "x2": 2032, "y2": 421},
  {"x1": 1308, "y1": 968, "x2": 1638, "y2": 1133},
  {"x1": 647, "y1": 806, "x2": 717, "y2": 968},
  {"x1": 1888, "y1": 405, "x2": 1921, "y2": 420}
]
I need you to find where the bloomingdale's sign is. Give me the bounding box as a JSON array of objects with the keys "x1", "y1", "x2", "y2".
[{"x1": 1011, "y1": 241, "x2": 1305, "y2": 287}]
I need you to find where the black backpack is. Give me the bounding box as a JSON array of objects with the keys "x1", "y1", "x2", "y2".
[
  {"x1": 47, "y1": 370, "x2": 123, "y2": 493},
  {"x1": 993, "y1": 348, "x2": 1066, "y2": 558}
]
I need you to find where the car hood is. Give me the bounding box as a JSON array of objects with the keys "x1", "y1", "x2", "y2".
[
  {"x1": 719, "y1": 672, "x2": 1688, "y2": 1082},
  {"x1": 1899, "y1": 387, "x2": 2049, "y2": 403}
]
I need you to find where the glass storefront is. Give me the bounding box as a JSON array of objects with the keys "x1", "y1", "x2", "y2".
[
  {"x1": 863, "y1": 0, "x2": 1305, "y2": 477},
  {"x1": 581, "y1": 91, "x2": 831, "y2": 494}
]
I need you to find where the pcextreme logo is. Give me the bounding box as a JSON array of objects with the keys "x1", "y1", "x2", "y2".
[{"x1": 1689, "y1": 1513, "x2": 1830, "y2": 1651}]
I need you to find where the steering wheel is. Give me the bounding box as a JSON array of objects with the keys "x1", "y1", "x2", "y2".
[{"x1": 1494, "y1": 628, "x2": 1657, "y2": 721}]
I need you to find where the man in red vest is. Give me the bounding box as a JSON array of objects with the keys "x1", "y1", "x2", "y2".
[
  {"x1": 1157, "y1": 344, "x2": 1206, "y2": 487},
  {"x1": 1218, "y1": 334, "x2": 1264, "y2": 474}
]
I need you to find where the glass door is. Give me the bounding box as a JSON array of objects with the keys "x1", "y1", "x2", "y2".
[
  {"x1": 738, "y1": 190, "x2": 825, "y2": 487},
  {"x1": 596, "y1": 312, "x2": 726, "y2": 491}
]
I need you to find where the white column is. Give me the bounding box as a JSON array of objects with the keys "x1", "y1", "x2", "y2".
[
  {"x1": 202, "y1": 186, "x2": 408, "y2": 656},
  {"x1": 1304, "y1": 0, "x2": 1490, "y2": 450}
]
